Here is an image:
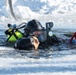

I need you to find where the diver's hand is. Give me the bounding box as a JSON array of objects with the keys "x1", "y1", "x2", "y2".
[{"x1": 32, "y1": 36, "x2": 40, "y2": 50}]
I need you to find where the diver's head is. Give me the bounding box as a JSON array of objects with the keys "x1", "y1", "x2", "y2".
[
  {"x1": 24, "y1": 19, "x2": 41, "y2": 36},
  {"x1": 27, "y1": 20, "x2": 38, "y2": 31}
]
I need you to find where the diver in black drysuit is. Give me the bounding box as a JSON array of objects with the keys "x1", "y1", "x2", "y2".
[
  {"x1": 24, "y1": 19, "x2": 59, "y2": 49},
  {"x1": 14, "y1": 19, "x2": 60, "y2": 50}
]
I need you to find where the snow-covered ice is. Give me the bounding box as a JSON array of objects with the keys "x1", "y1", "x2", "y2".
[
  {"x1": 0, "y1": 0, "x2": 76, "y2": 75},
  {"x1": 0, "y1": 48, "x2": 76, "y2": 75}
]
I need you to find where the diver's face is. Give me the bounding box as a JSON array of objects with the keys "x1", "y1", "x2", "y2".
[{"x1": 33, "y1": 31, "x2": 42, "y2": 36}]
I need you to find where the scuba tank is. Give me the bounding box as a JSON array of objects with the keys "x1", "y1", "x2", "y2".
[
  {"x1": 45, "y1": 22, "x2": 53, "y2": 46},
  {"x1": 46, "y1": 22, "x2": 59, "y2": 45},
  {"x1": 46, "y1": 22, "x2": 53, "y2": 38},
  {"x1": 7, "y1": 30, "x2": 23, "y2": 42},
  {"x1": 5, "y1": 23, "x2": 25, "y2": 42}
]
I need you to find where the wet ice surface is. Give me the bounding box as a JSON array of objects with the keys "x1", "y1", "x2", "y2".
[
  {"x1": 0, "y1": 28, "x2": 76, "y2": 58},
  {"x1": 0, "y1": 47, "x2": 76, "y2": 75},
  {"x1": 0, "y1": 27, "x2": 76, "y2": 58},
  {"x1": 0, "y1": 27, "x2": 76, "y2": 75}
]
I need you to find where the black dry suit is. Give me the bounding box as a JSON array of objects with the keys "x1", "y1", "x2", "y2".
[
  {"x1": 14, "y1": 19, "x2": 59, "y2": 50},
  {"x1": 24, "y1": 19, "x2": 59, "y2": 48},
  {"x1": 24, "y1": 19, "x2": 46, "y2": 43}
]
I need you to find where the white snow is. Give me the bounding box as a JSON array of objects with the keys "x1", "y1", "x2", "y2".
[
  {"x1": 0, "y1": 49, "x2": 76, "y2": 75},
  {"x1": 0, "y1": 0, "x2": 76, "y2": 28},
  {"x1": 0, "y1": 0, "x2": 76, "y2": 75}
]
